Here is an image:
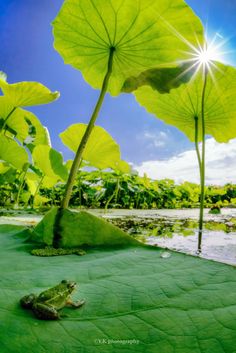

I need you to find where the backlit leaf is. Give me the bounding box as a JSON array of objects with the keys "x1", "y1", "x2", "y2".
[
  {"x1": 0, "y1": 134, "x2": 29, "y2": 170},
  {"x1": 60, "y1": 124, "x2": 121, "y2": 170},
  {"x1": 135, "y1": 62, "x2": 236, "y2": 142},
  {"x1": 53, "y1": 0, "x2": 203, "y2": 96},
  {"x1": 0, "y1": 80, "x2": 59, "y2": 107},
  {"x1": 32, "y1": 145, "x2": 68, "y2": 181}
]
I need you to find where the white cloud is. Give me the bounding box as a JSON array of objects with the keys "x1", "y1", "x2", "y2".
[
  {"x1": 139, "y1": 130, "x2": 169, "y2": 148},
  {"x1": 135, "y1": 138, "x2": 236, "y2": 185}
]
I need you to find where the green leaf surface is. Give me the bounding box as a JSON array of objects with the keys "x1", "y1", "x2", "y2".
[
  {"x1": 0, "y1": 80, "x2": 59, "y2": 107},
  {"x1": 60, "y1": 124, "x2": 121, "y2": 169},
  {"x1": 32, "y1": 145, "x2": 68, "y2": 181},
  {"x1": 0, "y1": 134, "x2": 29, "y2": 170},
  {"x1": 134, "y1": 62, "x2": 236, "y2": 142},
  {"x1": 1, "y1": 224, "x2": 236, "y2": 353},
  {"x1": 52, "y1": 0, "x2": 203, "y2": 95}
]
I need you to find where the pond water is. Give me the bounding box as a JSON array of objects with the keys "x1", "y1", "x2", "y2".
[
  {"x1": 97, "y1": 208, "x2": 236, "y2": 266},
  {"x1": 1, "y1": 208, "x2": 236, "y2": 266}
]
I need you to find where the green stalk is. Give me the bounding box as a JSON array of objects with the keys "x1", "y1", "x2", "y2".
[
  {"x1": 197, "y1": 65, "x2": 208, "y2": 253},
  {"x1": 105, "y1": 175, "x2": 119, "y2": 212},
  {"x1": 194, "y1": 116, "x2": 202, "y2": 175},
  {"x1": 1, "y1": 107, "x2": 16, "y2": 132},
  {"x1": 61, "y1": 47, "x2": 115, "y2": 210},
  {"x1": 14, "y1": 167, "x2": 28, "y2": 208},
  {"x1": 32, "y1": 175, "x2": 44, "y2": 208}
]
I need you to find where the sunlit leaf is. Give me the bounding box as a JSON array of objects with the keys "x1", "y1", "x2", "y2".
[
  {"x1": 53, "y1": 0, "x2": 203, "y2": 96},
  {"x1": 134, "y1": 62, "x2": 236, "y2": 142},
  {"x1": 0, "y1": 134, "x2": 29, "y2": 170},
  {"x1": 0, "y1": 80, "x2": 59, "y2": 107},
  {"x1": 60, "y1": 124, "x2": 121, "y2": 169},
  {"x1": 4, "y1": 109, "x2": 50, "y2": 145},
  {"x1": 32, "y1": 145, "x2": 68, "y2": 181},
  {"x1": 112, "y1": 160, "x2": 130, "y2": 174}
]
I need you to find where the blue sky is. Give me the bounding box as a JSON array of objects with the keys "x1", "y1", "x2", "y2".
[{"x1": 0, "y1": 0, "x2": 236, "y2": 182}]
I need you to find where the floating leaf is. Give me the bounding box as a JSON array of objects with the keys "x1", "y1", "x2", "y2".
[
  {"x1": 1, "y1": 224, "x2": 236, "y2": 352},
  {"x1": 0, "y1": 134, "x2": 28, "y2": 170},
  {"x1": 32, "y1": 145, "x2": 68, "y2": 181},
  {"x1": 53, "y1": 0, "x2": 203, "y2": 95},
  {"x1": 60, "y1": 124, "x2": 121, "y2": 169},
  {"x1": 134, "y1": 62, "x2": 236, "y2": 142}
]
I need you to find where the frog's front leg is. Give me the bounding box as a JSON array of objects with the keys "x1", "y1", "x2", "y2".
[
  {"x1": 33, "y1": 303, "x2": 60, "y2": 320},
  {"x1": 66, "y1": 298, "x2": 86, "y2": 308}
]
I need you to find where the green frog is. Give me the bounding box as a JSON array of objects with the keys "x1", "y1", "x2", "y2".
[{"x1": 20, "y1": 280, "x2": 85, "y2": 320}]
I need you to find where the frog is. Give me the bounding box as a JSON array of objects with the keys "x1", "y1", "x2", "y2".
[{"x1": 20, "y1": 280, "x2": 85, "y2": 320}]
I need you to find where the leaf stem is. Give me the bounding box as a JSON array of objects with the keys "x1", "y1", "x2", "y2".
[
  {"x1": 14, "y1": 165, "x2": 28, "y2": 208},
  {"x1": 194, "y1": 116, "x2": 202, "y2": 175},
  {"x1": 1, "y1": 107, "x2": 17, "y2": 132},
  {"x1": 197, "y1": 65, "x2": 208, "y2": 254},
  {"x1": 61, "y1": 47, "x2": 115, "y2": 209},
  {"x1": 32, "y1": 175, "x2": 44, "y2": 208}
]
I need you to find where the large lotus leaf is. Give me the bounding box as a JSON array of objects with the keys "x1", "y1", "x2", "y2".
[
  {"x1": 0, "y1": 134, "x2": 29, "y2": 170},
  {"x1": 1, "y1": 224, "x2": 236, "y2": 352},
  {"x1": 32, "y1": 207, "x2": 140, "y2": 247},
  {"x1": 52, "y1": 0, "x2": 203, "y2": 96},
  {"x1": 60, "y1": 124, "x2": 121, "y2": 170},
  {"x1": 32, "y1": 145, "x2": 68, "y2": 181},
  {"x1": 0, "y1": 78, "x2": 59, "y2": 107},
  {"x1": 135, "y1": 62, "x2": 236, "y2": 142}
]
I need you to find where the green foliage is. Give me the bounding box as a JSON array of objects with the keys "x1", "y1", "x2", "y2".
[
  {"x1": 52, "y1": 0, "x2": 203, "y2": 95},
  {"x1": 38, "y1": 171, "x2": 236, "y2": 210},
  {"x1": 1, "y1": 224, "x2": 236, "y2": 352}
]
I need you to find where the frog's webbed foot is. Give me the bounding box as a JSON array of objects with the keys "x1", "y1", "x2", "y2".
[
  {"x1": 20, "y1": 294, "x2": 37, "y2": 309},
  {"x1": 33, "y1": 303, "x2": 60, "y2": 320},
  {"x1": 66, "y1": 298, "x2": 86, "y2": 308}
]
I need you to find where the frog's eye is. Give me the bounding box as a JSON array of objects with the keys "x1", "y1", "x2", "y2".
[{"x1": 61, "y1": 280, "x2": 67, "y2": 284}]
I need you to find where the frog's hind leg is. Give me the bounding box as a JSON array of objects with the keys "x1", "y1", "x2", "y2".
[
  {"x1": 33, "y1": 303, "x2": 60, "y2": 320},
  {"x1": 66, "y1": 298, "x2": 86, "y2": 308}
]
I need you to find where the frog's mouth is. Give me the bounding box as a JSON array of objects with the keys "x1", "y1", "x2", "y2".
[{"x1": 69, "y1": 282, "x2": 77, "y2": 290}]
